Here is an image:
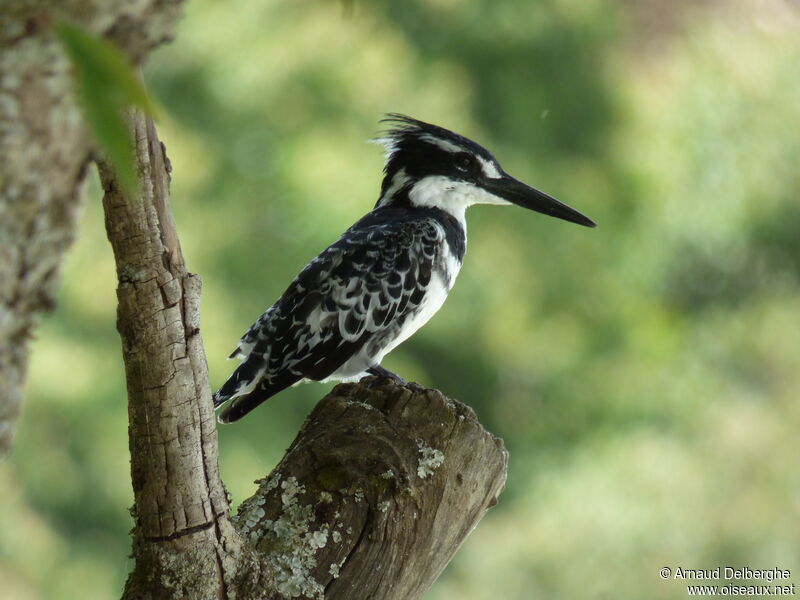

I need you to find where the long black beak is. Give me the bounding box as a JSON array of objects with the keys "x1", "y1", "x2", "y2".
[{"x1": 484, "y1": 174, "x2": 596, "y2": 227}]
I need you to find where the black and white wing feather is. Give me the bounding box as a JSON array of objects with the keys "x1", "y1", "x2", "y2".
[{"x1": 213, "y1": 209, "x2": 444, "y2": 422}]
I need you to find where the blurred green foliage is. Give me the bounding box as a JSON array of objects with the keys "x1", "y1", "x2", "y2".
[{"x1": 3, "y1": 0, "x2": 799, "y2": 598}]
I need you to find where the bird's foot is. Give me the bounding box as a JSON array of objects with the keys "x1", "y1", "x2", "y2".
[{"x1": 366, "y1": 365, "x2": 406, "y2": 385}]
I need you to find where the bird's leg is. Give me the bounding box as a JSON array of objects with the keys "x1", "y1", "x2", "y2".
[{"x1": 367, "y1": 365, "x2": 406, "y2": 384}]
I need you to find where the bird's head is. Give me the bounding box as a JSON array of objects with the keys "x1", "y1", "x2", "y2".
[{"x1": 373, "y1": 114, "x2": 595, "y2": 227}]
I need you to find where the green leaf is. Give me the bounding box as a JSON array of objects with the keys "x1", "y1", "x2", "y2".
[{"x1": 57, "y1": 22, "x2": 156, "y2": 196}]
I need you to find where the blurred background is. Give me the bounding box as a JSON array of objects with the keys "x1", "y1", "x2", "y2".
[{"x1": 2, "y1": 0, "x2": 799, "y2": 598}]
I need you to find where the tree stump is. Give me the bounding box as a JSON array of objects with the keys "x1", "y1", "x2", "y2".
[{"x1": 237, "y1": 377, "x2": 508, "y2": 599}]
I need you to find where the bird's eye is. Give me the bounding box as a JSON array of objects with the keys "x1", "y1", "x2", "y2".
[{"x1": 453, "y1": 152, "x2": 476, "y2": 174}]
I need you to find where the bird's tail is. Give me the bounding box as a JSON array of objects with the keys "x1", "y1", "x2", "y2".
[{"x1": 213, "y1": 360, "x2": 300, "y2": 423}]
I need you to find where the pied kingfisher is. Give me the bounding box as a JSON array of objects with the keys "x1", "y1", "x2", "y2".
[{"x1": 213, "y1": 115, "x2": 595, "y2": 422}]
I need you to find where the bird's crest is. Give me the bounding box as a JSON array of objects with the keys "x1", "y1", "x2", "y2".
[{"x1": 371, "y1": 113, "x2": 494, "y2": 165}]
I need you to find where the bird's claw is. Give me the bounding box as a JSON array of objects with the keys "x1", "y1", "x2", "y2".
[{"x1": 366, "y1": 365, "x2": 406, "y2": 385}]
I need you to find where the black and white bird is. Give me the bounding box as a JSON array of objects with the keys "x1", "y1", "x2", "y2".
[{"x1": 213, "y1": 115, "x2": 595, "y2": 422}]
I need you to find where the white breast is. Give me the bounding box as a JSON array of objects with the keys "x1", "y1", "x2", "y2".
[{"x1": 327, "y1": 241, "x2": 463, "y2": 381}]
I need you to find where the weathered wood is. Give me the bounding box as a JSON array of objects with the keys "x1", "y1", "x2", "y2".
[
  {"x1": 237, "y1": 377, "x2": 508, "y2": 600},
  {"x1": 102, "y1": 110, "x2": 508, "y2": 599},
  {"x1": 100, "y1": 111, "x2": 267, "y2": 600}
]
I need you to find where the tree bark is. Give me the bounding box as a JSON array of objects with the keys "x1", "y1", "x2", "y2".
[
  {"x1": 101, "y1": 110, "x2": 508, "y2": 599},
  {"x1": 99, "y1": 112, "x2": 249, "y2": 600},
  {"x1": 242, "y1": 377, "x2": 508, "y2": 600},
  {"x1": 0, "y1": 0, "x2": 184, "y2": 459}
]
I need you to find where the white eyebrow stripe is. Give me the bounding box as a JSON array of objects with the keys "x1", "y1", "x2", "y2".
[
  {"x1": 477, "y1": 156, "x2": 501, "y2": 179},
  {"x1": 418, "y1": 134, "x2": 464, "y2": 153}
]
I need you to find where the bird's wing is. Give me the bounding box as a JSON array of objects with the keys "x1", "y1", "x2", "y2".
[{"x1": 214, "y1": 215, "x2": 442, "y2": 422}]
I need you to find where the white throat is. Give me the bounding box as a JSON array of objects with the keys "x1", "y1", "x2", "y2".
[{"x1": 408, "y1": 175, "x2": 510, "y2": 226}]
